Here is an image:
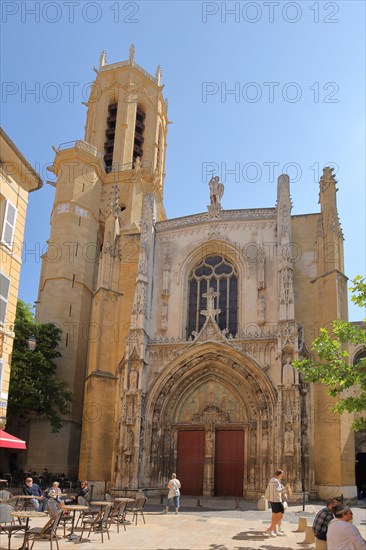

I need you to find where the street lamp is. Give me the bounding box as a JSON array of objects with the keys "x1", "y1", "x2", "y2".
[{"x1": 28, "y1": 335, "x2": 36, "y2": 352}]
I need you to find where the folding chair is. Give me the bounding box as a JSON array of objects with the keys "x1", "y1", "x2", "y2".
[
  {"x1": 0, "y1": 503, "x2": 26, "y2": 550},
  {"x1": 128, "y1": 496, "x2": 148, "y2": 525},
  {"x1": 79, "y1": 504, "x2": 113, "y2": 543},
  {"x1": 47, "y1": 499, "x2": 73, "y2": 537},
  {"x1": 25, "y1": 508, "x2": 63, "y2": 550},
  {"x1": 108, "y1": 500, "x2": 127, "y2": 533},
  {"x1": 0, "y1": 490, "x2": 12, "y2": 502}
]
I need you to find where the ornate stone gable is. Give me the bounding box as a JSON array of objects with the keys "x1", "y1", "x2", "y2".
[{"x1": 156, "y1": 208, "x2": 276, "y2": 231}]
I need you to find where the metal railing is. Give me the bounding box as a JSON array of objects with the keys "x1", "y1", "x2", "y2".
[
  {"x1": 57, "y1": 141, "x2": 154, "y2": 175},
  {"x1": 57, "y1": 140, "x2": 104, "y2": 162}
]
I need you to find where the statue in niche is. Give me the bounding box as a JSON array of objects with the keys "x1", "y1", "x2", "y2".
[
  {"x1": 220, "y1": 393, "x2": 227, "y2": 411},
  {"x1": 284, "y1": 424, "x2": 294, "y2": 456},
  {"x1": 125, "y1": 429, "x2": 134, "y2": 455},
  {"x1": 257, "y1": 294, "x2": 266, "y2": 324},
  {"x1": 206, "y1": 430, "x2": 214, "y2": 455},
  {"x1": 183, "y1": 408, "x2": 191, "y2": 422},
  {"x1": 151, "y1": 431, "x2": 159, "y2": 457},
  {"x1": 250, "y1": 430, "x2": 257, "y2": 457},
  {"x1": 195, "y1": 390, "x2": 204, "y2": 413},
  {"x1": 208, "y1": 176, "x2": 224, "y2": 208},
  {"x1": 129, "y1": 368, "x2": 138, "y2": 391},
  {"x1": 282, "y1": 360, "x2": 295, "y2": 386},
  {"x1": 261, "y1": 431, "x2": 268, "y2": 457}
]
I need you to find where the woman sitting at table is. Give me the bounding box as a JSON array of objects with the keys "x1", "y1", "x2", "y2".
[{"x1": 46, "y1": 481, "x2": 62, "y2": 502}]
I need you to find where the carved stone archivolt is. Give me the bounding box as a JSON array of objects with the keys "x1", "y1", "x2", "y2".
[{"x1": 134, "y1": 342, "x2": 280, "y2": 493}]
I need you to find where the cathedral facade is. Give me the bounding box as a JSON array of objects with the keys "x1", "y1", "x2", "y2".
[{"x1": 27, "y1": 50, "x2": 356, "y2": 499}]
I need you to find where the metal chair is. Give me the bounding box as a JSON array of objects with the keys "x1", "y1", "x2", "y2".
[
  {"x1": 79, "y1": 503, "x2": 113, "y2": 543},
  {"x1": 128, "y1": 496, "x2": 148, "y2": 525},
  {"x1": 0, "y1": 502, "x2": 26, "y2": 550},
  {"x1": 74, "y1": 496, "x2": 99, "y2": 528},
  {"x1": 25, "y1": 508, "x2": 63, "y2": 550},
  {"x1": 47, "y1": 499, "x2": 73, "y2": 537},
  {"x1": 0, "y1": 490, "x2": 12, "y2": 502},
  {"x1": 108, "y1": 500, "x2": 127, "y2": 533}
]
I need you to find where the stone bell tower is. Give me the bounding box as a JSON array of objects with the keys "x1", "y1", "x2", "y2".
[{"x1": 27, "y1": 47, "x2": 169, "y2": 477}]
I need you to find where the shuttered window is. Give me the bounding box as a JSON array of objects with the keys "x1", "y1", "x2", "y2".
[
  {"x1": 1, "y1": 200, "x2": 17, "y2": 247},
  {"x1": 0, "y1": 272, "x2": 10, "y2": 324}
]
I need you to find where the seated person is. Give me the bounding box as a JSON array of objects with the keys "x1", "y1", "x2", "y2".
[
  {"x1": 64, "y1": 481, "x2": 89, "y2": 504},
  {"x1": 46, "y1": 481, "x2": 62, "y2": 502},
  {"x1": 23, "y1": 477, "x2": 46, "y2": 511},
  {"x1": 312, "y1": 497, "x2": 341, "y2": 540},
  {"x1": 327, "y1": 506, "x2": 366, "y2": 549}
]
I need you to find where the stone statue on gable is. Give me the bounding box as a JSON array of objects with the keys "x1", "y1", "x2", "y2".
[{"x1": 208, "y1": 176, "x2": 224, "y2": 211}]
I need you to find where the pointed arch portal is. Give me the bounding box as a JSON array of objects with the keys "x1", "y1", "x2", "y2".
[{"x1": 143, "y1": 342, "x2": 277, "y2": 497}]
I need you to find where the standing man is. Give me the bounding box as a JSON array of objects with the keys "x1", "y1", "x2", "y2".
[
  {"x1": 164, "y1": 473, "x2": 181, "y2": 514},
  {"x1": 312, "y1": 498, "x2": 341, "y2": 541},
  {"x1": 23, "y1": 477, "x2": 46, "y2": 511},
  {"x1": 264, "y1": 469, "x2": 291, "y2": 537},
  {"x1": 327, "y1": 506, "x2": 366, "y2": 549}
]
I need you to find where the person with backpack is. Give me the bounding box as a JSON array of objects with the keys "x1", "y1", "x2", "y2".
[{"x1": 163, "y1": 473, "x2": 181, "y2": 514}]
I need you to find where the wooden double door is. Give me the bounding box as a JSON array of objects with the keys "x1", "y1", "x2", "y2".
[{"x1": 176, "y1": 429, "x2": 244, "y2": 496}]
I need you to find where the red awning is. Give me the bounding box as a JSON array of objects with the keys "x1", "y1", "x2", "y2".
[{"x1": 0, "y1": 430, "x2": 27, "y2": 449}]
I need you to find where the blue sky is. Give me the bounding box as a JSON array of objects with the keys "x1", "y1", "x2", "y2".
[{"x1": 1, "y1": 0, "x2": 365, "y2": 320}]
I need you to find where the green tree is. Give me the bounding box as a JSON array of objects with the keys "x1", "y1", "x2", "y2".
[
  {"x1": 293, "y1": 276, "x2": 366, "y2": 431},
  {"x1": 7, "y1": 300, "x2": 73, "y2": 432}
]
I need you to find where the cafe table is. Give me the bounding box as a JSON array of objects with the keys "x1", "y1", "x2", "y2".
[
  {"x1": 11, "y1": 510, "x2": 47, "y2": 550},
  {"x1": 91, "y1": 501, "x2": 112, "y2": 509},
  {"x1": 61, "y1": 504, "x2": 89, "y2": 540},
  {"x1": 13, "y1": 495, "x2": 39, "y2": 511}
]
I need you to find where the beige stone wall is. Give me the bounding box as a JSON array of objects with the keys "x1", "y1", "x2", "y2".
[
  {"x1": 26, "y1": 55, "x2": 356, "y2": 497},
  {"x1": 0, "y1": 129, "x2": 41, "y2": 429},
  {"x1": 30, "y1": 58, "x2": 168, "y2": 477}
]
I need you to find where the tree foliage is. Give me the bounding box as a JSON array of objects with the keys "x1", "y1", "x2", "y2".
[
  {"x1": 294, "y1": 276, "x2": 366, "y2": 431},
  {"x1": 7, "y1": 300, "x2": 73, "y2": 432}
]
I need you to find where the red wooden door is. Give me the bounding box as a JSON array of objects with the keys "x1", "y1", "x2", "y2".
[
  {"x1": 177, "y1": 431, "x2": 205, "y2": 495},
  {"x1": 215, "y1": 430, "x2": 244, "y2": 496}
]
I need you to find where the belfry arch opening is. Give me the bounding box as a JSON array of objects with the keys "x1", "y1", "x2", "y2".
[
  {"x1": 104, "y1": 102, "x2": 118, "y2": 173},
  {"x1": 133, "y1": 104, "x2": 145, "y2": 165}
]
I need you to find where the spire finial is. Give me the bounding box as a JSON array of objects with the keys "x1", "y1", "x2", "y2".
[
  {"x1": 155, "y1": 65, "x2": 162, "y2": 85},
  {"x1": 129, "y1": 43, "x2": 135, "y2": 64},
  {"x1": 99, "y1": 50, "x2": 107, "y2": 70}
]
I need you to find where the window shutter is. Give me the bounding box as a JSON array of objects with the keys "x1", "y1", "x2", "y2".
[
  {"x1": 0, "y1": 273, "x2": 10, "y2": 324},
  {"x1": 1, "y1": 201, "x2": 17, "y2": 247}
]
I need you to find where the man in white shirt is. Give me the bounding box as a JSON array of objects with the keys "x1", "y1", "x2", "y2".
[{"x1": 327, "y1": 506, "x2": 366, "y2": 550}]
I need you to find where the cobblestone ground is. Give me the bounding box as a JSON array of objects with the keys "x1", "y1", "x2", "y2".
[{"x1": 3, "y1": 498, "x2": 365, "y2": 550}]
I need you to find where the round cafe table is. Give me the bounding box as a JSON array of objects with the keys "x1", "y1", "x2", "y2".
[
  {"x1": 14, "y1": 495, "x2": 39, "y2": 511},
  {"x1": 91, "y1": 500, "x2": 112, "y2": 509},
  {"x1": 114, "y1": 497, "x2": 135, "y2": 503},
  {"x1": 11, "y1": 510, "x2": 47, "y2": 550},
  {"x1": 62, "y1": 504, "x2": 89, "y2": 540}
]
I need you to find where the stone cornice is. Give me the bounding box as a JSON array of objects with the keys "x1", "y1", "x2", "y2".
[{"x1": 155, "y1": 208, "x2": 277, "y2": 233}]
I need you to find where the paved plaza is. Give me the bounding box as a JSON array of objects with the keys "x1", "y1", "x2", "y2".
[{"x1": 2, "y1": 498, "x2": 365, "y2": 550}]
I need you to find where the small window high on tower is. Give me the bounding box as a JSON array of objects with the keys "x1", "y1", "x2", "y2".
[
  {"x1": 133, "y1": 105, "x2": 145, "y2": 166},
  {"x1": 104, "y1": 102, "x2": 118, "y2": 173}
]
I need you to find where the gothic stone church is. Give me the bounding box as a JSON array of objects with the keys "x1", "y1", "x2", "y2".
[{"x1": 27, "y1": 51, "x2": 356, "y2": 499}]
